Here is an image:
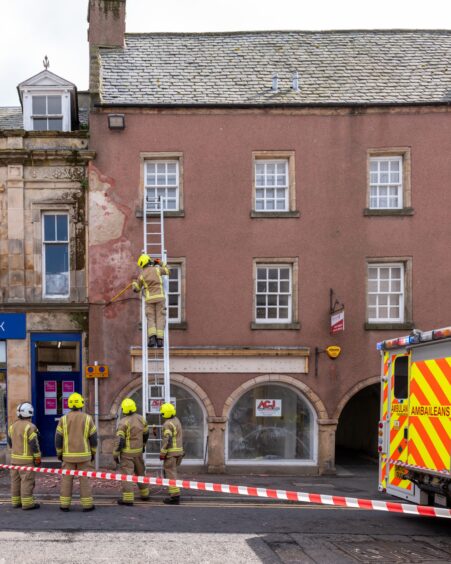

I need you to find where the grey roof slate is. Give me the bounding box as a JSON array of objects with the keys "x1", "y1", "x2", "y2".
[
  {"x1": 98, "y1": 30, "x2": 451, "y2": 106},
  {"x1": 0, "y1": 107, "x2": 23, "y2": 129},
  {"x1": 0, "y1": 107, "x2": 88, "y2": 130}
]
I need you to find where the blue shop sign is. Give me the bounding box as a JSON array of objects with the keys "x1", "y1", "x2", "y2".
[{"x1": 0, "y1": 313, "x2": 26, "y2": 339}]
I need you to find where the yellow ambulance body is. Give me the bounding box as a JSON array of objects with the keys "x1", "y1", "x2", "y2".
[{"x1": 378, "y1": 326, "x2": 451, "y2": 508}]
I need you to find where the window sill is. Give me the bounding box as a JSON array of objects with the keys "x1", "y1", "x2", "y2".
[
  {"x1": 135, "y1": 208, "x2": 185, "y2": 218},
  {"x1": 169, "y1": 322, "x2": 188, "y2": 330},
  {"x1": 363, "y1": 208, "x2": 414, "y2": 217},
  {"x1": 251, "y1": 322, "x2": 300, "y2": 330},
  {"x1": 250, "y1": 211, "x2": 300, "y2": 219},
  {"x1": 364, "y1": 322, "x2": 414, "y2": 331}
]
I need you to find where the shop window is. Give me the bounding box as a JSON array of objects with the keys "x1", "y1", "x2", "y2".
[
  {"x1": 129, "y1": 383, "x2": 205, "y2": 461},
  {"x1": 227, "y1": 384, "x2": 316, "y2": 463}
]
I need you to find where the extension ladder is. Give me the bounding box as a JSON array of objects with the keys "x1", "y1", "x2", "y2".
[{"x1": 141, "y1": 195, "x2": 171, "y2": 467}]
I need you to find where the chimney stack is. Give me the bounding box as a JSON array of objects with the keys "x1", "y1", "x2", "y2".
[
  {"x1": 88, "y1": 0, "x2": 126, "y2": 104},
  {"x1": 88, "y1": 0, "x2": 126, "y2": 48}
]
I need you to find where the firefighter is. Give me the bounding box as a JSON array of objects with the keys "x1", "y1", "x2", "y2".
[
  {"x1": 159, "y1": 402, "x2": 184, "y2": 505},
  {"x1": 113, "y1": 398, "x2": 151, "y2": 506},
  {"x1": 7, "y1": 402, "x2": 41, "y2": 510},
  {"x1": 55, "y1": 392, "x2": 97, "y2": 512},
  {"x1": 133, "y1": 254, "x2": 170, "y2": 348}
]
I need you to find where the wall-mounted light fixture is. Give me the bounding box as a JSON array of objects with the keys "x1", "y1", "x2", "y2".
[{"x1": 108, "y1": 114, "x2": 125, "y2": 130}]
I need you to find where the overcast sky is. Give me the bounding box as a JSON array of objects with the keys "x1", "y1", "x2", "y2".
[{"x1": 1, "y1": 0, "x2": 450, "y2": 105}]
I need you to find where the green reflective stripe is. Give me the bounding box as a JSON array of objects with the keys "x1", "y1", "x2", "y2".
[
  {"x1": 83, "y1": 417, "x2": 90, "y2": 453},
  {"x1": 125, "y1": 421, "x2": 130, "y2": 451},
  {"x1": 11, "y1": 454, "x2": 33, "y2": 461},
  {"x1": 28, "y1": 432, "x2": 37, "y2": 441},
  {"x1": 62, "y1": 417, "x2": 68, "y2": 455},
  {"x1": 117, "y1": 430, "x2": 125, "y2": 438},
  {"x1": 167, "y1": 448, "x2": 183, "y2": 453},
  {"x1": 23, "y1": 424, "x2": 30, "y2": 458},
  {"x1": 122, "y1": 447, "x2": 142, "y2": 454}
]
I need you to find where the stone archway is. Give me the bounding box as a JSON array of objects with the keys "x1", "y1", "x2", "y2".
[
  {"x1": 334, "y1": 376, "x2": 380, "y2": 461},
  {"x1": 219, "y1": 375, "x2": 335, "y2": 473},
  {"x1": 109, "y1": 373, "x2": 215, "y2": 419}
]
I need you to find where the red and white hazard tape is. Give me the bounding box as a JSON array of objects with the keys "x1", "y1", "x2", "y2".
[
  {"x1": 1, "y1": 463, "x2": 450, "y2": 519},
  {"x1": 386, "y1": 458, "x2": 451, "y2": 476}
]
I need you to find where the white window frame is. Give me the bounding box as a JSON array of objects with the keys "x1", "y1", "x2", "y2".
[
  {"x1": 22, "y1": 89, "x2": 71, "y2": 132},
  {"x1": 369, "y1": 156, "x2": 403, "y2": 210},
  {"x1": 255, "y1": 264, "x2": 292, "y2": 324},
  {"x1": 144, "y1": 160, "x2": 180, "y2": 212},
  {"x1": 367, "y1": 263, "x2": 404, "y2": 323},
  {"x1": 254, "y1": 159, "x2": 289, "y2": 212},
  {"x1": 168, "y1": 264, "x2": 182, "y2": 324},
  {"x1": 31, "y1": 94, "x2": 63, "y2": 131},
  {"x1": 42, "y1": 212, "x2": 70, "y2": 299}
]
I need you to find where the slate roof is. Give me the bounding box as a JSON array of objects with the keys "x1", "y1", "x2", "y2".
[
  {"x1": 0, "y1": 107, "x2": 23, "y2": 129},
  {"x1": 0, "y1": 107, "x2": 89, "y2": 130},
  {"x1": 98, "y1": 30, "x2": 451, "y2": 106}
]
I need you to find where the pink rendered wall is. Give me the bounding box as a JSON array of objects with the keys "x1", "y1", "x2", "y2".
[{"x1": 88, "y1": 108, "x2": 451, "y2": 417}]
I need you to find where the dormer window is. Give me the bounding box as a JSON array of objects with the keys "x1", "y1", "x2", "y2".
[
  {"x1": 18, "y1": 66, "x2": 77, "y2": 132},
  {"x1": 32, "y1": 95, "x2": 63, "y2": 131}
]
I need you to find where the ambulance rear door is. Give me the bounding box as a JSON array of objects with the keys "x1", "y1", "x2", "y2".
[{"x1": 386, "y1": 350, "x2": 420, "y2": 503}]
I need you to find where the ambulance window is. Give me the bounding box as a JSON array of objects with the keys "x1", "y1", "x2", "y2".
[{"x1": 394, "y1": 356, "x2": 408, "y2": 399}]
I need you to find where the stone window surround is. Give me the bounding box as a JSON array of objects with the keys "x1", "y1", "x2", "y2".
[
  {"x1": 251, "y1": 257, "x2": 300, "y2": 330},
  {"x1": 364, "y1": 147, "x2": 413, "y2": 216},
  {"x1": 168, "y1": 257, "x2": 187, "y2": 329},
  {"x1": 140, "y1": 152, "x2": 184, "y2": 217},
  {"x1": 31, "y1": 201, "x2": 78, "y2": 302},
  {"x1": 365, "y1": 256, "x2": 413, "y2": 331},
  {"x1": 251, "y1": 151, "x2": 299, "y2": 218}
]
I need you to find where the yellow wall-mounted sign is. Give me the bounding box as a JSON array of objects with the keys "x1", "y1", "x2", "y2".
[
  {"x1": 326, "y1": 346, "x2": 341, "y2": 359},
  {"x1": 85, "y1": 365, "x2": 109, "y2": 379}
]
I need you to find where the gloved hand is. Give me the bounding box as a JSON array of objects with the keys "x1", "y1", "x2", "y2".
[
  {"x1": 114, "y1": 456, "x2": 120, "y2": 465},
  {"x1": 57, "y1": 454, "x2": 63, "y2": 462},
  {"x1": 132, "y1": 286, "x2": 140, "y2": 293},
  {"x1": 34, "y1": 457, "x2": 41, "y2": 467},
  {"x1": 159, "y1": 453, "x2": 166, "y2": 461},
  {"x1": 91, "y1": 453, "x2": 96, "y2": 462}
]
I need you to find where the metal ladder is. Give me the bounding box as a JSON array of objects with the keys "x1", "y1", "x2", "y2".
[{"x1": 141, "y1": 195, "x2": 170, "y2": 467}]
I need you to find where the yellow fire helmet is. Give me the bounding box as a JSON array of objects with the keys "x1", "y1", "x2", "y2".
[
  {"x1": 137, "y1": 254, "x2": 151, "y2": 269},
  {"x1": 68, "y1": 392, "x2": 84, "y2": 410},
  {"x1": 160, "y1": 402, "x2": 176, "y2": 419},
  {"x1": 121, "y1": 398, "x2": 137, "y2": 415}
]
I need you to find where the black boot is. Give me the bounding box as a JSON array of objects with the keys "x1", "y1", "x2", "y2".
[
  {"x1": 23, "y1": 503, "x2": 40, "y2": 510},
  {"x1": 117, "y1": 499, "x2": 134, "y2": 506},
  {"x1": 148, "y1": 335, "x2": 157, "y2": 348},
  {"x1": 157, "y1": 338, "x2": 163, "y2": 348},
  {"x1": 163, "y1": 496, "x2": 180, "y2": 505},
  {"x1": 82, "y1": 506, "x2": 96, "y2": 512}
]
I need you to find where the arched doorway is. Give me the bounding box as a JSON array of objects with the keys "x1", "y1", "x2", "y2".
[
  {"x1": 226, "y1": 382, "x2": 317, "y2": 465},
  {"x1": 335, "y1": 383, "x2": 380, "y2": 462}
]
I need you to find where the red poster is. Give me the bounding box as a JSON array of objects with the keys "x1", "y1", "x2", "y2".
[
  {"x1": 44, "y1": 380, "x2": 57, "y2": 397},
  {"x1": 62, "y1": 381, "x2": 74, "y2": 394},
  {"x1": 45, "y1": 398, "x2": 57, "y2": 415}
]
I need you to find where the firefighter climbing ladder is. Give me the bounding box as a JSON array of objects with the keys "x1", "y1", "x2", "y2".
[{"x1": 141, "y1": 194, "x2": 170, "y2": 467}]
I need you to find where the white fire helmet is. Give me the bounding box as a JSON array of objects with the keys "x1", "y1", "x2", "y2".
[{"x1": 16, "y1": 402, "x2": 34, "y2": 419}]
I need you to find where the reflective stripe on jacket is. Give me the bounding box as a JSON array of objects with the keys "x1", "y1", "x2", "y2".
[
  {"x1": 132, "y1": 264, "x2": 169, "y2": 303},
  {"x1": 55, "y1": 411, "x2": 97, "y2": 463},
  {"x1": 113, "y1": 413, "x2": 149, "y2": 457},
  {"x1": 8, "y1": 420, "x2": 41, "y2": 464},
  {"x1": 160, "y1": 416, "x2": 184, "y2": 458}
]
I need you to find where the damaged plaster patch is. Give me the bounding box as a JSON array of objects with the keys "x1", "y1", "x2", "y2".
[{"x1": 89, "y1": 166, "x2": 125, "y2": 244}]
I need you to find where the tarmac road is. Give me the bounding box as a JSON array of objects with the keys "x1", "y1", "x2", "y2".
[{"x1": 0, "y1": 459, "x2": 450, "y2": 563}]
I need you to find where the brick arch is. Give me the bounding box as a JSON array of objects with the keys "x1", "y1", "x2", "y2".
[
  {"x1": 332, "y1": 375, "x2": 380, "y2": 421},
  {"x1": 222, "y1": 375, "x2": 329, "y2": 420},
  {"x1": 109, "y1": 373, "x2": 215, "y2": 418}
]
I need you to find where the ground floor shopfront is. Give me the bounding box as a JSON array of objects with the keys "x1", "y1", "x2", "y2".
[
  {"x1": 96, "y1": 347, "x2": 338, "y2": 474},
  {"x1": 0, "y1": 310, "x2": 87, "y2": 461}
]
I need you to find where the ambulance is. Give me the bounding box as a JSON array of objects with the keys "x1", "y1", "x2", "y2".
[{"x1": 377, "y1": 326, "x2": 451, "y2": 508}]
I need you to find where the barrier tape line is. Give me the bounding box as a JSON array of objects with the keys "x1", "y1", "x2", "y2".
[{"x1": 0, "y1": 463, "x2": 450, "y2": 519}]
